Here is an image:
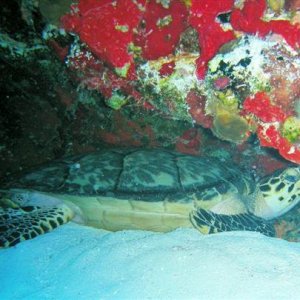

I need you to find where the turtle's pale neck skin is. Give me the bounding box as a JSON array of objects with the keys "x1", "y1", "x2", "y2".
[{"x1": 249, "y1": 167, "x2": 300, "y2": 220}]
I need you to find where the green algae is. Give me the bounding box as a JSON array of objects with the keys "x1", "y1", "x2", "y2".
[
  {"x1": 105, "y1": 92, "x2": 128, "y2": 110},
  {"x1": 281, "y1": 116, "x2": 300, "y2": 143}
]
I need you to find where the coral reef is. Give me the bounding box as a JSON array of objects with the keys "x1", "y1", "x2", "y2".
[
  {"x1": 134, "y1": 0, "x2": 188, "y2": 60},
  {"x1": 136, "y1": 53, "x2": 199, "y2": 121},
  {"x1": 3, "y1": 0, "x2": 300, "y2": 183},
  {"x1": 204, "y1": 34, "x2": 300, "y2": 162},
  {"x1": 61, "y1": 0, "x2": 146, "y2": 78},
  {"x1": 231, "y1": 0, "x2": 300, "y2": 48},
  {"x1": 189, "y1": 0, "x2": 236, "y2": 79},
  {"x1": 44, "y1": 0, "x2": 300, "y2": 164}
]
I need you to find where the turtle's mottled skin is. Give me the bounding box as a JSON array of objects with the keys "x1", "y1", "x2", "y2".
[{"x1": 1, "y1": 148, "x2": 300, "y2": 248}]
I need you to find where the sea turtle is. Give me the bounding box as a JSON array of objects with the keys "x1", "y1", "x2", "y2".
[{"x1": 1, "y1": 148, "x2": 300, "y2": 248}]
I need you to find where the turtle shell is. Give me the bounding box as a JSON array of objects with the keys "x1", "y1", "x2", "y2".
[{"x1": 6, "y1": 149, "x2": 254, "y2": 202}]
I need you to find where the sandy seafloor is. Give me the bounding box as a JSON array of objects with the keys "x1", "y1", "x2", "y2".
[{"x1": 1, "y1": 223, "x2": 300, "y2": 300}]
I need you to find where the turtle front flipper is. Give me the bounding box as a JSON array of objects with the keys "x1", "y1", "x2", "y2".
[
  {"x1": 190, "y1": 208, "x2": 275, "y2": 237},
  {"x1": 0, "y1": 205, "x2": 74, "y2": 248}
]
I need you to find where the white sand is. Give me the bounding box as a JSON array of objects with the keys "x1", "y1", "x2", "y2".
[{"x1": 1, "y1": 224, "x2": 300, "y2": 300}]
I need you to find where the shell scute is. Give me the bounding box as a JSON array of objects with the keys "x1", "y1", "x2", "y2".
[{"x1": 7, "y1": 149, "x2": 251, "y2": 199}]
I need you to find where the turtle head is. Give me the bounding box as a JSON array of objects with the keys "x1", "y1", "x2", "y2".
[
  {"x1": 255, "y1": 166, "x2": 300, "y2": 220},
  {"x1": 5, "y1": 188, "x2": 83, "y2": 224}
]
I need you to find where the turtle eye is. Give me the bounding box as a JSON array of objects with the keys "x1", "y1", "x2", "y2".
[
  {"x1": 284, "y1": 175, "x2": 297, "y2": 183},
  {"x1": 282, "y1": 168, "x2": 300, "y2": 183}
]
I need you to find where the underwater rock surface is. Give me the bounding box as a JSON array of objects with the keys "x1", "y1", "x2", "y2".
[{"x1": 1, "y1": 224, "x2": 300, "y2": 299}]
